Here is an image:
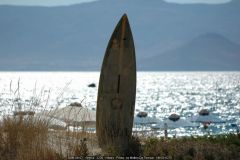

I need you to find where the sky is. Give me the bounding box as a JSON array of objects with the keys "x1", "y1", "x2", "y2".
[
  {"x1": 0, "y1": 0, "x2": 98, "y2": 6},
  {"x1": 0, "y1": 0, "x2": 232, "y2": 6},
  {"x1": 165, "y1": 0, "x2": 231, "y2": 4}
]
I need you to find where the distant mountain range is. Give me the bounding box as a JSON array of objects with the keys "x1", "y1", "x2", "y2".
[
  {"x1": 142, "y1": 33, "x2": 240, "y2": 70},
  {"x1": 0, "y1": 0, "x2": 240, "y2": 71}
]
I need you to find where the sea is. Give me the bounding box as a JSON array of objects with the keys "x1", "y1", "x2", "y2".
[{"x1": 0, "y1": 72, "x2": 239, "y2": 137}]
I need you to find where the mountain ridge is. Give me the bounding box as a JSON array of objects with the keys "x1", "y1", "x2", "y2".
[
  {"x1": 142, "y1": 33, "x2": 240, "y2": 71},
  {"x1": 0, "y1": 0, "x2": 239, "y2": 71}
]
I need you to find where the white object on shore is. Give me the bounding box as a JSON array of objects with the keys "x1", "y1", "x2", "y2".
[
  {"x1": 134, "y1": 111, "x2": 161, "y2": 125},
  {"x1": 190, "y1": 114, "x2": 226, "y2": 123},
  {"x1": 151, "y1": 118, "x2": 199, "y2": 129},
  {"x1": 151, "y1": 113, "x2": 199, "y2": 129},
  {"x1": 39, "y1": 104, "x2": 96, "y2": 128},
  {"x1": 34, "y1": 114, "x2": 67, "y2": 130},
  {"x1": 134, "y1": 116, "x2": 161, "y2": 125},
  {"x1": 51, "y1": 105, "x2": 96, "y2": 127},
  {"x1": 190, "y1": 109, "x2": 225, "y2": 123}
]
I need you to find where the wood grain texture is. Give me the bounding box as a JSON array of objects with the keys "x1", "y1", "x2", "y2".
[{"x1": 96, "y1": 14, "x2": 136, "y2": 153}]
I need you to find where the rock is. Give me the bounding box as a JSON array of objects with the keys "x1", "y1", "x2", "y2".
[
  {"x1": 199, "y1": 109, "x2": 209, "y2": 116},
  {"x1": 88, "y1": 83, "x2": 96, "y2": 88},
  {"x1": 137, "y1": 112, "x2": 148, "y2": 118},
  {"x1": 168, "y1": 113, "x2": 180, "y2": 122}
]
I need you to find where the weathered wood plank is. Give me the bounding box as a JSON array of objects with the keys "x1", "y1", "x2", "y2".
[{"x1": 96, "y1": 14, "x2": 136, "y2": 154}]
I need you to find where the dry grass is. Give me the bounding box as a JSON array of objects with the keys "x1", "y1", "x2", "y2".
[
  {"x1": 143, "y1": 134, "x2": 240, "y2": 160},
  {"x1": 1, "y1": 81, "x2": 239, "y2": 159},
  {"x1": 0, "y1": 81, "x2": 99, "y2": 159},
  {"x1": 0, "y1": 115, "x2": 64, "y2": 160},
  {"x1": 0, "y1": 115, "x2": 100, "y2": 160},
  {"x1": 1, "y1": 115, "x2": 239, "y2": 160}
]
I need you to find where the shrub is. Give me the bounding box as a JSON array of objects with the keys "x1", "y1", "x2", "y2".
[
  {"x1": 0, "y1": 116, "x2": 64, "y2": 160},
  {"x1": 125, "y1": 136, "x2": 143, "y2": 156},
  {"x1": 72, "y1": 138, "x2": 89, "y2": 157},
  {"x1": 142, "y1": 134, "x2": 240, "y2": 160}
]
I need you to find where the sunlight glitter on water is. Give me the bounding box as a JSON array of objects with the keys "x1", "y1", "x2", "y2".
[{"x1": 0, "y1": 72, "x2": 239, "y2": 136}]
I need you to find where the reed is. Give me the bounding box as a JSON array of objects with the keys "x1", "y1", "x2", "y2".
[
  {"x1": 0, "y1": 115, "x2": 64, "y2": 160},
  {"x1": 1, "y1": 81, "x2": 240, "y2": 159},
  {"x1": 0, "y1": 81, "x2": 98, "y2": 159},
  {"x1": 0, "y1": 107, "x2": 98, "y2": 159}
]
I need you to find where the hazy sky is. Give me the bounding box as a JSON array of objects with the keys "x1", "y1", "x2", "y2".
[
  {"x1": 0, "y1": 0, "x2": 232, "y2": 6},
  {"x1": 0, "y1": 0, "x2": 98, "y2": 6},
  {"x1": 165, "y1": 0, "x2": 231, "y2": 4}
]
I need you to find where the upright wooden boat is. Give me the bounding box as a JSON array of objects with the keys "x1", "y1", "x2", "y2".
[{"x1": 96, "y1": 14, "x2": 136, "y2": 153}]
